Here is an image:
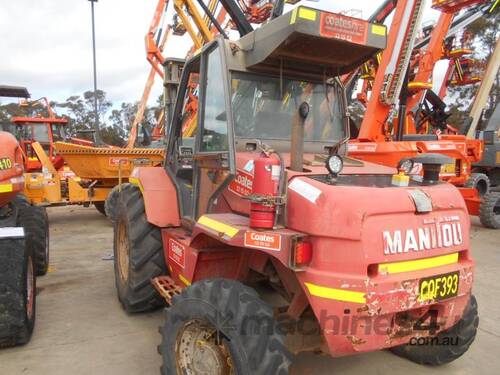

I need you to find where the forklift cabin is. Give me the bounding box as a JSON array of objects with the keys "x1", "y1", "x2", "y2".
[
  {"x1": 12, "y1": 116, "x2": 68, "y2": 172},
  {"x1": 164, "y1": 7, "x2": 387, "y2": 225}
]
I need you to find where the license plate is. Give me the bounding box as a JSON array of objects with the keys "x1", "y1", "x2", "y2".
[{"x1": 419, "y1": 271, "x2": 459, "y2": 302}]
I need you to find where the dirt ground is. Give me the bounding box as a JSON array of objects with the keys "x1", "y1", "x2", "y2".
[{"x1": 0, "y1": 205, "x2": 499, "y2": 375}]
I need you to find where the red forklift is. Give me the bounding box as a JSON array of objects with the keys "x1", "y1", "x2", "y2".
[{"x1": 113, "y1": 3, "x2": 478, "y2": 373}]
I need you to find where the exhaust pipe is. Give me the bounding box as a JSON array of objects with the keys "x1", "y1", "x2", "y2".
[{"x1": 290, "y1": 102, "x2": 309, "y2": 172}]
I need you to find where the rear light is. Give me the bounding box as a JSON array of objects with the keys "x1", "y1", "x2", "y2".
[{"x1": 294, "y1": 239, "x2": 312, "y2": 266}]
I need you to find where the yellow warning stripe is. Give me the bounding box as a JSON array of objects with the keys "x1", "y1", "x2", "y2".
[
  {"x1": 179, "y1": 274, "x2": 191, "y2": 286},
  {"x1": 304, "y1": 282, "x2": 366, "y2": 304},
  {"x1": 290, "y1": 8, "x2": 298, "y2": 24},
  {"x1": 198, "y1": 215, "x2": 239, "y2": 238},
  {"x1": 371, "y1": 24, "x2": 386, "y2": 36},
  {"x1": 379, "y1": 253, "x2": 459, "y2": 275},
  {"x1": 129, "y1": 177, "x2": 143, "y2": 192},
  {"x1": 0, "y1": 184, "x2": 13, "y2": 193},
  {"x1": 298, "y1": 8, "x2": 317, "y2": 21}
]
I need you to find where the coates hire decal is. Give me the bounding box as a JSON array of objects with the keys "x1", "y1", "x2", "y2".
[{"x1": 383, "y1": 216, "x2": 463, "y2": 255}]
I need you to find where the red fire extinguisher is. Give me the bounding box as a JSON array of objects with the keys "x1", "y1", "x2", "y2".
[{"x1": 250, "y1": 152, "x2": 281, "y2": 229}]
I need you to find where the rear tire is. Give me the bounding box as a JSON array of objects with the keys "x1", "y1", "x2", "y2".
[
  {"x1": 464, "y1": 173, "x2": 490, "y2": 197},
  {"x1": 18, "y1": 205, "x2": 49, "y2": 276},
  {"x1": 391, "y1": 295, "x2": 478, "y2": 365},
  {"x1": 159, "y1": 279, "x2": 292, "y2": 375},
  {"x1": 479, "y1": 192, "x2": 500, "y2": 229},
  {"x1": 0, "y1": 238, "x2": 36, "y2": 348},
  {"x1": 113, "y1": 184, "x2": 167, "y2": 313}
]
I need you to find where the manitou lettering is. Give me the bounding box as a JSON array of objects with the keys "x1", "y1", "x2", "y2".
[{"x1": 383, "y1": 221, "x2": 462, "y2": 255}]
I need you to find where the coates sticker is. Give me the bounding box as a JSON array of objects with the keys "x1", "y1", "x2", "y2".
[
  {"x1": 168, "y1": 238, "x2": 186, "y2": 268},
  {"x1": 244, "y1": 231, "x2": 281, "y2": 251},
  {"x1": 109, "y1": 157, "x2": 130, "y2": 167},
  {"x1": 320, "y1": 13, "x2": 368, "y2": 44},
  {"x1": 229, "y1": 169, "x2": 253, "y2": 197}
]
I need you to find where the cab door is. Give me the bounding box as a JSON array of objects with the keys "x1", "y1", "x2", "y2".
[
  {"x1": 165, "y1": 38, "x2": 235, "y2": 225},
  {"x1": 193, "y1": 40, "x2": 235, "y2": 220}
]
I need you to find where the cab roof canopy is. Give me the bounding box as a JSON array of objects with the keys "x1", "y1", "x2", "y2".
[
  {"x1": 238, "y1": 6, "x2": 387, "y2": 81},
  {"x1": 0, "y1": 85, "x2": 30, "y2": 98}
]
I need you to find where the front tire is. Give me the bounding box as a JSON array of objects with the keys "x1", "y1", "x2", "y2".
[
  {"x1": 0, "y1": 238, "x2": 36, "y2": 348},
  {"x1": 159, "y1": 279, "x2": 292, "y2": 375},
  {"x1": 391, "y1": 295, "x2": 478, "y2": 365},
  {"x1": 113, "y1": 184, "x2": 167, "y2": 313}
]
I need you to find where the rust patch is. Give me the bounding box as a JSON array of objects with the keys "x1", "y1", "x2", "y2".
[{"x1": 346, "y1": 335, "x2": 367, "y2": 346}]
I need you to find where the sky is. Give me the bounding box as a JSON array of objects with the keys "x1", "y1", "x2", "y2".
[{"x1": 0, "y1": 0, "x2": 439, "y2": 107}]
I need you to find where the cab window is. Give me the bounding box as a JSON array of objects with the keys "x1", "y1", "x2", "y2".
[{"x1": 200, "y1": 48, "x2": 228, "y2": 152}]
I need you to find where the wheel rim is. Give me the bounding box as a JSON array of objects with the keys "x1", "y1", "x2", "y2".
[
  {"x1": 175, "y1": 320, "x2": 235, "y2": 375},
  {"x1": 117, "y1": 220, "x2": 130, "y2": 282},
  {"x1": 26, "y1": 256, "x2": 34, "y2": 320}
]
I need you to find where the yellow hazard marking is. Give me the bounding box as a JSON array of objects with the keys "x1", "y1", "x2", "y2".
[
  {"x1": 490, "y1": 0, "x2": 499, "y2": 12},
  {"x1": 408, "y1": 82, "x2": 433, "y2": 90},
  {"x1": 304, "y1": 282, "x2": 366, "y2": 304},
  {"x1": 290, "y1": 8, "x2": 298, "y2": 24},
  {"x1": 129, "y1": 177, "x2": 144, "y2": 192},
  {"x1": 179, "y1": 274, "x2": 191, "y2": 286},
  {"x1": 0, "y1": 184, "x2": 13, "y2": 193},
  {"x1": 379, "y1": 253, "x2": 459, "y2": 275},
  {"x1": 298, "y1": 8, "x2": 317, "y2": 21},
  {"x1": 371, "y1": 24, "x2": 386, "y2": 36},
  {"x1": 198, "y1": 216, "x2": 239, "y2": 238}
]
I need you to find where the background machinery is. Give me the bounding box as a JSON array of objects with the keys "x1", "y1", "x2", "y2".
[
  {"x1": 347, "y1": 0, "x2": 500, "y2": 228},
  {"x1": 0, "y1": 85, "x2": 50, "y2": 348},
  {"x1": 113, "y1": 2, "x2": 478, "y2": 373}
]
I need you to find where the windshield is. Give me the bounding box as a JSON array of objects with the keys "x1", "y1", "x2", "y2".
[
  {"x1": 32, "y1": 124, "x2": 50, "y2": 143},
  {"x1": 231, "y1": 72, "x2": 345, "y2": 143}
]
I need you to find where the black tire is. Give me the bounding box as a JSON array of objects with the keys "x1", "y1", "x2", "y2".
[
  {"x1": 391, "y1": 295, "x2": 478, "y2": 366},
  {"x1": 0, "y1": 238, "x2": 36, "y2": 348},
  {"x1": 94, "y1": 201, "x2": 106, "y2": 216},
  {"x1": 159, "y1": 278, "x2": 292, "y2": 375},
  {"x1": 479, "y1": 192, "x2": 500, "y2": 229},
  {"x1": 105, "y1": 184, "x2": 123, "y2": 223},
  {"x1": 18, "y1": 205, "x2": 50, "y2": 277},
  {"x1": 113, "y1": 183, "x2": 167, "y2": 313},
  {"x1": 464, "y1": 173, "x2": 490, "y2": 197}
]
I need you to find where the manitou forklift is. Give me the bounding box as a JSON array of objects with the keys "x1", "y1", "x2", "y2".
[
  {"x1": 114, "y1": 4, "x2": 478, "y2": 374},
  {"x1": 0, "y1": 85, "x2": 50, "y2": 348}
]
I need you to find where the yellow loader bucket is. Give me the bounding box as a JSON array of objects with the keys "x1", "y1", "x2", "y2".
[{"x1": 54, "y1": 142, "x2": 164, "y2": 181}]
